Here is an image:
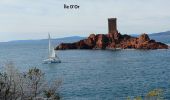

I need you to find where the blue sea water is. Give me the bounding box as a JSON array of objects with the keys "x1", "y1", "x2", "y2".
[{"x1": 0, "y1": 42, "x2": 170, "y2": 100}]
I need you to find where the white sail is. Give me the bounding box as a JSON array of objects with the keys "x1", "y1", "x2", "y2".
[
  {"x1": 50, "y1": 47, "x2": 56, "y2": 58},
  {"x1": 48, "y1": 34, "x2": 56, "y2": 58}
]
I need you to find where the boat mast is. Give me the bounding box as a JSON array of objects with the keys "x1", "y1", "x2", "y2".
[{"x1": 48, "y1": 33, "x2": 51, "y2": 58}]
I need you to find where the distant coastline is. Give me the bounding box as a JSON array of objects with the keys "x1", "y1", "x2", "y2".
[
  {"x1": 0, "y1": 29, "x2": 170, "y2": 45},
  {"x1": 0, "y1": 31, "x2": 170, "y2": 45}
]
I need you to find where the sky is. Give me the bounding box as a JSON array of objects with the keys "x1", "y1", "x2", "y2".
[{"x1": 0, "y1": 0, "x2": 170, "y2": 42}]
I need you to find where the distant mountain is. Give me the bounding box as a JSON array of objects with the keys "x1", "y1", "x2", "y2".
[
  {"x1": 6, "y1": 36, "x2": 85, "y2": 45},
  {"x1": 149, "y1": 31, "x2": 170, "y2": 44},
  {"x1": 129, "y1": 31, "x2": 170, "y2": 44},
  {"x1": 149, "y1": 31, "x2": 170, "y2": 36}
]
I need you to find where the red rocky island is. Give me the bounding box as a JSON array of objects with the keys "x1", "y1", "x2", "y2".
[{"x1": 56, "y1": 18, "x2": 168, "y2": 50}]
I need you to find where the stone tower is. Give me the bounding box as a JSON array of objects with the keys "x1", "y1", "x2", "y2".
[
  {"x1": 108, "y1": 18, "x2": 120, "y2": 40},
  {"x1": 108, "y1": 18, "x2": 118, "y2": 34}
]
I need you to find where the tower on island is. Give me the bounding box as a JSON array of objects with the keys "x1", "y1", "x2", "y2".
[{"x1": 108, "y1": 18, "x2": 118, "y2": 34}]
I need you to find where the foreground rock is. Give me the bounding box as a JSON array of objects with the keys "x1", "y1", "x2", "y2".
[{"x1": 56, "y1": 32, "x2": 168, "y2": 50}]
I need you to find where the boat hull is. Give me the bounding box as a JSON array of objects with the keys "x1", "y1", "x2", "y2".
[{"x1": 43, "y1": 58, "x2": 61, "y2": 64}]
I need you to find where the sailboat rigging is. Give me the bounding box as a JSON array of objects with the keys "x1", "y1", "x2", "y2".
[{"x1": 43, "y1": 34, "x2": 61, "y2": 64}]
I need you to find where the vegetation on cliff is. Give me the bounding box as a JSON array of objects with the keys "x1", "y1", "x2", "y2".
[{"x1": 0, "y1": 62, "x2": 61, "y2": 100}]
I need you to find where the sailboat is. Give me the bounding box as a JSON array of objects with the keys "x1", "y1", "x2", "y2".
[{"x1": 43, "y1": 34, "x2": 61, "y2": 64}]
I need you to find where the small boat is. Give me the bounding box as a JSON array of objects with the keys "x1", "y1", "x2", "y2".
[{"x1": 43, "y1": 34, "x2": 61, "y2": 64}]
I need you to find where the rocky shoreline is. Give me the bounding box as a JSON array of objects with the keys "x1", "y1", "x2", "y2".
[{"x1": 55, "y1": 32, "x2": 168, "y2": 50}]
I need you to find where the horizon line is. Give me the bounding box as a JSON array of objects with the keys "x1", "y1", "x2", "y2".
[{"x1": 0, "y1": 30, "x2": 169, "y2": 43}]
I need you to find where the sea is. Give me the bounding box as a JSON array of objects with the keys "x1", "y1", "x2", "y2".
[{"x1": 0, "y1": 42, "x2": 170, "y2": 100}]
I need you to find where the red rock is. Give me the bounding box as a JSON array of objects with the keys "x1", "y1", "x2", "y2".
[
  {"x1": 138, "y1": 33, "x2": 150, "y2": 44},
  {"x1": 94, "y1": 34, "x2": 109, "y2": 49},
  {"x1": 88, "y1": 34, "x2": 96, "y2": 40},
  {"x1": 56, "y1": 43, "x2": 77, "y2": 50},
  {"x1": 55, "y1": 32, "x2": 168, "y2": 50}
]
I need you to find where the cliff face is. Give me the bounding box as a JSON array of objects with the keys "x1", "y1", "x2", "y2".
[{"x1": 55, "y1": 32, "x2": 168, "y2": 50}]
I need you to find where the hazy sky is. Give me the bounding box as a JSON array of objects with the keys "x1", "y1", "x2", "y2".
[{"x1": 0, "y1": 0, "x2": 170, "y2": 42}]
